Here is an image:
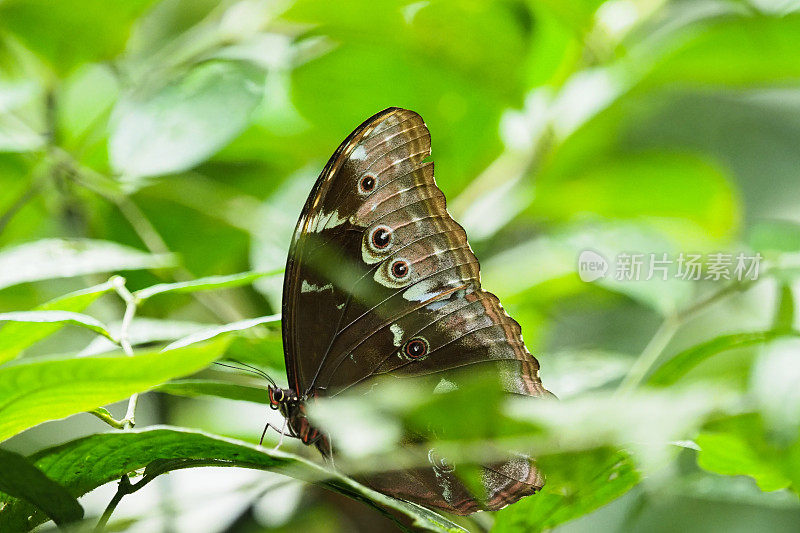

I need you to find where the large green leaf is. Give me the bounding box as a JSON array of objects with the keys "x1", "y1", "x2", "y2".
[
  {"x1": 533, "y1": 152, "x2": 739, "y2": 242},
  {"x1": 0, "y1": 339, "x2": 227, "y2": 442},
  {"x1": 109, "y1": 60, "x2": 264, "y2": 181},
  {"x1": 0, "y1": 427, "x2": 466, "y2": 533},
  {"x1": 0, "y1": 310, "x2": 114, "y2": 342},
  {"x1": 696, "y1": 432, "x2": 791, "y2": 493},
  {"x1": 0, "y1": 281, "x2": 114, "y2": 365},
  {"x1": 0, "y1": 239, "x2": 175, "y2": 290},
  {"x1": 0, "y1": 448, "x2": 83, "y2": 528},
  {"x1": 646, "y1": 14, "x2": 800, "y2": 87},
  {"x1": 492, "y1": 449, "x2": 638, "y2": 533},
  {"x1": 0, "y1": 0, "x2": 157, "y2": 76},
  {"x1": 696, "y1": 415, "x2": 794, "y2": 493}
]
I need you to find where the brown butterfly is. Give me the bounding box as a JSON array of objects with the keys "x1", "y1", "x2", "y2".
[{"x1": 267, "y1": 108, "x2": 549, "y2": 514}]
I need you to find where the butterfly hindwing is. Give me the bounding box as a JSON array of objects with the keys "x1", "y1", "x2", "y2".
[{"x1": 281, "y1": 108, "x2": 548, "y2": 513}]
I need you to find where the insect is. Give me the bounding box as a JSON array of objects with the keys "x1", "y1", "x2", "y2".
[{"x1": 265, "y1": 108, "x2": 549, "y2": 514}]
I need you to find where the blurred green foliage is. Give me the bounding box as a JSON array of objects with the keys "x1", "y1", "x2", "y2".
[{"x1": 1, "y1": 0, "x2": 800, "y2": 531}]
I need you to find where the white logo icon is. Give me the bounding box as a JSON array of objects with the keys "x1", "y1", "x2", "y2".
[{"x1": 578, "y1": 250, "x2": 608, "y2": 282}]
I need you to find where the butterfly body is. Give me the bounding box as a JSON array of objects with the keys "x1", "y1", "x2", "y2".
[{"x1": 274, "y1": 108, "x2": 548, "y2": 514}]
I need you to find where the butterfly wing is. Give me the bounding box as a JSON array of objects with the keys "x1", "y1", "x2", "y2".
[{"x1": 281, "y1": 108, "x2": 548, "y2": 513}]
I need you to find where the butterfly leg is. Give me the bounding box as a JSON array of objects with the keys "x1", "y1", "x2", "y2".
[{"x1": 273, "y1": 417, "x2": 289, "y2": 450}]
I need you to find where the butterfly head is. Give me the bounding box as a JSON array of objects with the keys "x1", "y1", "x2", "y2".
[{"x1": 268, "y1": 386, "x2": 300, "y2": 415}]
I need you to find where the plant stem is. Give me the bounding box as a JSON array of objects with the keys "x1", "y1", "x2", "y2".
[
  {"x1": 616, "y1": 317, "x2": 679, "y2": 394},
  {"x1": 112, "y1": 276, "x2": 138, "y2": 429},
  {"x1": 95, "y1": 475, "x2": 131, "y2": 532},
  {"x1": 617, "y1": 278, "x2": 761, "y2": 393},
  {"x1": 94, "y1": 474, "x2": 157, "y2": 532},
  {"x1": 88, "y1": 408, "x2": 126, "y2": 430}
]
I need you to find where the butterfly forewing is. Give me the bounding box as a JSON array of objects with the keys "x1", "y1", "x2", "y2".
[{"x1": 281, "y1": 107, "x2": 548, "y2": 514}]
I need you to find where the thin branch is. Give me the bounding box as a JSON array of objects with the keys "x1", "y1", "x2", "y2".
[
  {"x1": 615, "y1": 317, "x2": 680, "y2": 394},
  {"x1": 94, "y1": 474, "x2": 157, "y2": 532},
  {"x1": 112, "y1": 196, "x2": 244, "y2": 323},
  {"x1": 60, "y1": 158, "x2": 244, "y2": 323},
  {"x1": 617, "y1": 278, "x2": 760, "y2": 393},
  {"x1": 113, "y1": 196, "x2": 171, "y2": 257}
]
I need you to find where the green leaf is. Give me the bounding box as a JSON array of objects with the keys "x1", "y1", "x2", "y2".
[
  {"x1": 109, "y1": 60, "x2": 264, "y2": 181},
  {"x1": 647, "y1": 330, "x2": 800, "y2": 387},
  {"x1": 164, "y1": 315, "x2": 280, "y2": 351},
  {"x1": 0, "y1": 448, "x2": 83, "y2": 527},
  {"x1": 695, "y1": 427, "x2": 791, "y2": 491},
  {"x1": 0, "y1": 0, "x2": 157, "y2": 76},
  {"x1": 0, "y1": 339, "x2": 227, "y2": 442},
  {"x1": 0, "y1": 427, "x2": 466, "y2": 533},
  {"x1": 0, "y1": 239, "x2": 175, "y2": 290},
  {"x1": 533, "y1": 152, "x2": 739, "y2": 243},
  {"x1": 646, "y1": 14, "x2": 800, "y2": 87},
  {"x1": 0, "y1": 310, "x2": 115, "y2": 343},
  {"x1": 154, "y1": 379, "x2": 267, "y2": 404},
  {"x1": 134, "y1": 270, "x2": 277, "y2": 301},
  {"x1": 0, "y1": 281, "x2": 113, "y2": 365},
  {"x1": 78, "y1": 318, "x2": 213, "y2": 356},
  {"x1": 492, "y1": 448, "x2": 638, "y2": 533}
]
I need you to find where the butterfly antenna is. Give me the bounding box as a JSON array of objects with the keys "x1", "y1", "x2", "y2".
[{"x1": 214, "y1": 360, "x2": 278, "y2": 389}]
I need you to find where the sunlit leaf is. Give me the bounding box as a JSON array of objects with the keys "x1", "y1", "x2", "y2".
[
  {"x1": 109, "y1": 60, "x2": 264, "y2": 181},
  {"x1": 0, "y1": 310, "x2": 115, "y2": 343},
  {"x1": 164, "y1": 315, "x2": 280, "y2": 351},
  {"x1": 0, "y1": 239, "x2": 175, "y2": 290},
  {"x1": 696, "y1": 415, "x2": 794, "y2": 493},
  {"x1": 0, "y1": 448, "x2": 83, "y2": 527},
  {"x1": 0, "y1": 281, "x2": 113, "y2": 365},
  {"x1": 134, "y1": 270, "x2": 277, "y2": 301},
  {"x1": 0, "y1": 427, "x2": 466, "y2": 533},
  {"x1": 697, "y1": 432, "x2": 791, "y2": 492},
  {"x1": 0, "y1": 339, "x2": 227, "y2": 442}
]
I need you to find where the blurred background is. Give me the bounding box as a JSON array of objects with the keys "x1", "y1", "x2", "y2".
[{"x1": 1, "y1": 0, "x2": 800, "y2": 531}]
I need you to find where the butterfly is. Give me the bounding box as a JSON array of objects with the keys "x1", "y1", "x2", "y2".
[{"x1": 266, "y1": 107, "x2": 549, "y2": 515}]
